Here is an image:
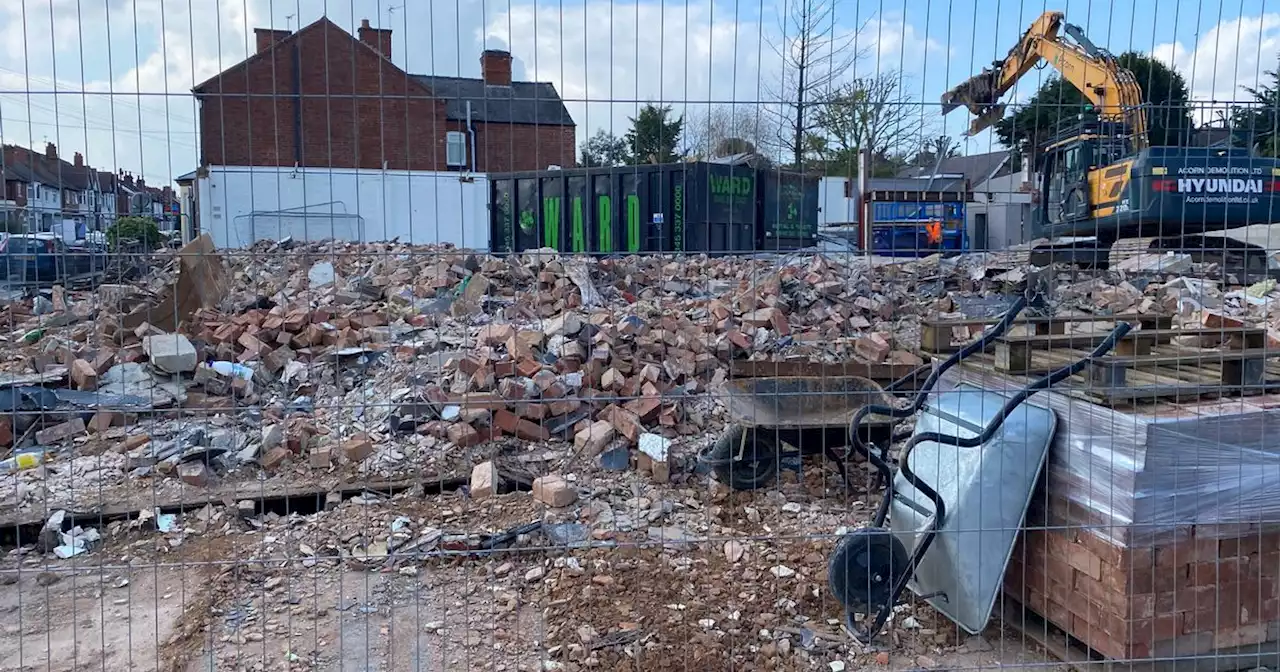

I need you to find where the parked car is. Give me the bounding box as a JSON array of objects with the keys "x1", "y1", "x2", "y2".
[{"x1": 0, "y1": 233, "x2": 107, "y2": 284}]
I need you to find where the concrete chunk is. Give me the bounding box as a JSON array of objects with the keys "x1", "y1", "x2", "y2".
[
  {"x1": 143, "y1": 333, "x2": 198, "y2": 373},
  {"x1": 470, "y1": 461, "x2": 500, "y2": 499},
  {"x1": 36, "y1": 418, "x2": 85, "y2": 445}
]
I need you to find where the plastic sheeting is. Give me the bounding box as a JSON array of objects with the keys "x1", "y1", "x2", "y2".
[{"x1": 936, "y1": 366, "x2": 1280, "y2": 547}]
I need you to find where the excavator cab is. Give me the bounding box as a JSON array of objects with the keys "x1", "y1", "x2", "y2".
[
  {"x1": 1034, "y1": 116, "x2": 1133, "y2": 230},
  {"x1": 1041, "y1": 135, "x2": 1095, "y2": 225}
]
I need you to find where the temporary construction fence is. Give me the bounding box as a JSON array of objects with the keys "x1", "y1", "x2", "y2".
[{"x1": 488, "y1": 161, "x2": 819, "y2": 256}]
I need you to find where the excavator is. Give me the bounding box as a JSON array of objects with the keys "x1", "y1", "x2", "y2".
[{"x1": 941, "y1": 10, "x2": 1280, "y2": 272}]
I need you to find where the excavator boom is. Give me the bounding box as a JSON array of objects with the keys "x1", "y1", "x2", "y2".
[{"x1": 940, "y1": 11, "x2": 1148, "y2": 148}]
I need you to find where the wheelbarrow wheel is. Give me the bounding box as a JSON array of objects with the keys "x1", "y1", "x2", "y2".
[
  {"x1": 709, "y1": 424, "x2": 780, "y2": 491},
  {"x1": 827, "y1": 527, "x2": 910, "y2": 613}
]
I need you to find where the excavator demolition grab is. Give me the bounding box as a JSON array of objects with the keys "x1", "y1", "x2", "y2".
[{"x1": 942, "y1": 10, "x2": 1280, "y2": 275}]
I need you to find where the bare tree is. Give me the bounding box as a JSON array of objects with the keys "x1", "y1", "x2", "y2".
[
  {"x1": 763, "y1": 0, "x2": 869, "y2": 167},
  {"x1": 683, "y1": 105, "x2": 775, "y2": 158},
  {"x1": 909, "y1": 134, "x2": 960, "y2": 169},
  {"x1": 812, "y1": 70, "x2": 927, "y2": 173}
]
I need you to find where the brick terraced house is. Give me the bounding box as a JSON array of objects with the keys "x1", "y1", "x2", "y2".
[{"x1": 192, "y1": 17, "x2": 577, "y2": 173}]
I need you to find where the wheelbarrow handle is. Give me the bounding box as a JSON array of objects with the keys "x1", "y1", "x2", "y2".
[{"x1": 848, "y1": 295, "x2": 1032, "y2": 464}]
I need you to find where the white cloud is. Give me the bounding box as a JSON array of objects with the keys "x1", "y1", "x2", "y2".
[
  {"x1": 484, "y1": 1, "x2": 942, "y2": 145},
  {"x1": 0, "y1": 0, "x2": 260, "y2": 183},
  {"x1": 0, "y1": 0, "x2": 941, "y2": 183},
  {"x1": 1153, "y1": 13, "x2": 1280, "y2": 119}
]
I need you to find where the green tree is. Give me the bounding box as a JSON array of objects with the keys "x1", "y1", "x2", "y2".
[
  {"x1": 579, "y1": 129, "x2": 630, "y2": 167},
  {"x1": 1231, "y1": 66, "x2": 1280, "y2": 156},
  {"x1": 993, "y1": 52, "x2": 1192, "y2": 153},
  {"x1": 625, "y1": 104, "x2": 684, "y2": 164},
  {"x1": 106, "y1": 216, "x2": 162, "y2": 250}
]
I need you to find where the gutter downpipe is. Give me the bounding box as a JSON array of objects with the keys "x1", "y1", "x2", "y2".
[{"x1": 466, "y1": 101, "x2": 477, "y2": 173}]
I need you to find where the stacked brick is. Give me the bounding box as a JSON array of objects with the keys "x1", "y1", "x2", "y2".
[{"x1": 1007, "y1": 522, "x2": 1280, "y2": 660}]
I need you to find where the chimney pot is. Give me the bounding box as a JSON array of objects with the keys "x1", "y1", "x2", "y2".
[
  {"x1": 73, "y1": 152, "x2": 83, "y2": 168},
  {"x1": 357, "y1": 19, "x2": 392, "y2": 59},
  {"x1": 45, "y1": 143, "x2": 57, "y2": 160},
  {"x1": 480, "y1": 50, "x2": 513, "y2": 86}
]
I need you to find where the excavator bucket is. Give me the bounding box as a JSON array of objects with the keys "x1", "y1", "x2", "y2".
[{"x1": 940, "y1": 69, "x2": 1006, "y2": 135}]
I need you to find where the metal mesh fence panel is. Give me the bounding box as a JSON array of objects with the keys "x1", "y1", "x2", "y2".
[{"x1": 1, "y1": 1, "x2": 1280, "y2": 671}]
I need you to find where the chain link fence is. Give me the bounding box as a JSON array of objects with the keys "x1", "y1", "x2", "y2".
[{"x1": 2, "y1": 2, "x2": 1280, "y2": 671}]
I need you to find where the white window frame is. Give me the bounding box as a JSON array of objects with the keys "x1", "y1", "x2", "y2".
[{"x1": 445, "y1": 131, "x2": 467, "y2": 168}]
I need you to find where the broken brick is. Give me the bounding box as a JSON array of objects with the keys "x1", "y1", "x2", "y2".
[
  {"x1": 573, "y1": 419, "x2": 616, "y2": 456},
  {"x1": 532, "y1": 474, "x2": 578, "y2": 507},
  {"x1": 493, "y1": 409, "x2": 550, "y2": 441},
  {"x1": 308, "y1": 443, "x2": 333, "y2": 469},
  {"x1": 447, "y1": 422, "x2": 484, "y2": 447},
  {"x1": 178, "y1": 461, "x2": 211, "y2": 487},
  {"x1": 70, "y1": 359, "x2": 98, "y2": 391},
  {"x1": 87, "y1": 411, "x2": 120, "y2": 433},
  {"x1": 342, "y1": 434, "x2": 376, "y2": 463},
  {"x1": 36, "y1": 418, "x2": 85, "y2": 445},
  {"x1": 598, "y1": 404, "x2": 644, "y2": 443},
  {"x1": 855, "y1": 333, "x2": 892, "y2": 363},
  {"x1": 260, "y1": 446, "x2": 292, "y2": 470}
]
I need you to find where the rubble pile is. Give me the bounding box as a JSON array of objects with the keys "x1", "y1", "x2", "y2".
[
  {"x1": 8, "y1": 239, "x2": 1280, "y2": 669},
  {"x1": 0, "y1": 239, "x2": 1277, "y2": 512}
]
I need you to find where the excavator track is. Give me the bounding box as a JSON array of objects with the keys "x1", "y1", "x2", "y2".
[{"x1": 1029, "y1": 234, "x2": 1272, "y2": 280}]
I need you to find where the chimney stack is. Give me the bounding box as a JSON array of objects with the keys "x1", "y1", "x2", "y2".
[
  {"x1": 45, "y1": 143, "x2": 57, "y2": 160},
  {"x1": 480, "y1": 50, "x2": 513, "y2": 86},
  {"x1": 73, "y1": 152, "x2": 83, "y2": 168},
  {"x1": 357, "y1": 19, "x2": 392, "y2": 59},
  {"x1": 254, "y1": 28, "x2": 291, "y2": 54}
]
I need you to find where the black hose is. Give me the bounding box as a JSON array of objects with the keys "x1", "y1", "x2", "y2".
[
  {"x1": 848, "y1": 295, "x2": 1030, "y2": 459},
  {"x1": 896, "y1": 321, "x2": 1133, "y2": 540}
]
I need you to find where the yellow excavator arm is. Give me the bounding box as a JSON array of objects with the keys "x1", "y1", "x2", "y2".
[{"x1": 940, "y1": 10, "x2": 1148, "y2": 149}]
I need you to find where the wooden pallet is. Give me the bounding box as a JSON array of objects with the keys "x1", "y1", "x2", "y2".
[
  {"x1": 976, "y1": 325, "x2": 1278, "y2": 404},
  {"x1": 920, "y1": 312, "x2": 1174, "y2": 355}
]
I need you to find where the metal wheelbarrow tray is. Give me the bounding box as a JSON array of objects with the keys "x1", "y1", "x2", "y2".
[
  {"x1": 699, "y1": 376, "x2": 899, "y2": 490},
  {"x1": 827, "y1": 294, "x2": 1135, "y2": 643}
]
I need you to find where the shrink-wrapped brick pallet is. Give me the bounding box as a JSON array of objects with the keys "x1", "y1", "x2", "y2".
[{"x1": 939, "y1": 367, "x2": 1280, "y2": 665}]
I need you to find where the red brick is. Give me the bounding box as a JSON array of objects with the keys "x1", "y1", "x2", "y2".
[
  {"x1": 1220, "y1": 533, "x2": 1280, "y2": 558},
  {"x1": 725, "y1": 330, "x2": 752, "y2": 350},
  {"x1": 1215, "y1": 622, "x2": 1269, "y2": 649},
  {"x1": 598, "y1": 404, "x2": 643, "y2": 443},
  {"x1": 260, "y1": 446, "x2": 291, "y2": 470},
  {"x1": 624, "y1": 395, "x2": 662, "y2": 422},
  {"x1": 1202, "y1": 311, "x2": 1247, "y2": 330},
  {"x1": 447, "y1": 423, "x2": 483, "y2": 447},
  {"x1": 342, "y1": 435, "x2": 375, "y2": 462},
  {"x1": 1128, "y1": 613, "x2": 1183, "y2": 643},
  {"x1": 1155, "y1": 535, "x2": 1221, "y2": 568},
  {"x1": 87, "y1": 411, "x2": 120, "y2": 433},
  {"x1": 1187, "y1": 556, "x2": 1251, "y2": 587},
  {"x1": 492, "y1": 409, "x2": 549, "y2": 441},
  {"x1": 69, "y1": 359, "x2": 98, "y2": 390}
]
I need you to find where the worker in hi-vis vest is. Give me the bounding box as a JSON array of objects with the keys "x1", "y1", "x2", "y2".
[{"x1": 925, "y1": 220, "x2": 943, "y2": 246}]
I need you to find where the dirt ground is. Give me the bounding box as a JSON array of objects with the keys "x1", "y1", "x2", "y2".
[{"x1": 0, "y1": 480, "x2": 1071, "y2": 672}]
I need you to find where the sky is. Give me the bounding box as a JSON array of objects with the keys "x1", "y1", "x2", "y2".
[{"x1": 0, "y1": 0, "x2": 1277, "y2": 185}]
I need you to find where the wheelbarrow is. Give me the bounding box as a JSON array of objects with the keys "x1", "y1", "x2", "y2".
[
  {"x1": 826, "y1": 296, "x2": 1134, "y2": 643},
  {"x1": 696, "y1": 375, "x2": 902, "y2": 491}
]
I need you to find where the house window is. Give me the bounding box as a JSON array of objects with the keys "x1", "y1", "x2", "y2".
[{"x1": 445, "y1": 131, "x2": 467, "y2": 168}]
